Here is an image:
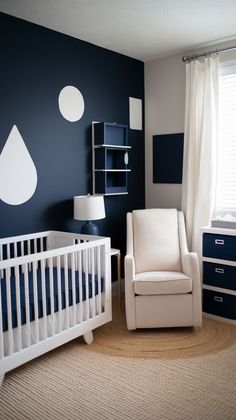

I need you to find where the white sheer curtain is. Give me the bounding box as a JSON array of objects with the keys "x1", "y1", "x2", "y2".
[{"x1": 182, "y1": 56, "x2": 219, "y2": 255}]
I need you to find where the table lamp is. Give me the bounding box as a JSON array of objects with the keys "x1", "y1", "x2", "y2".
[{"x1": 74, "y1": 194, "x2": 105, "y2": 235}]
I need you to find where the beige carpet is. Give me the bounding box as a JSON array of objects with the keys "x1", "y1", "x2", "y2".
[
  {"x1": 0, "y1": 298, "x2": 236, "y2": 420},
  {"x1": 80, "y1": 298, "x2": 236, "y2": 359}
]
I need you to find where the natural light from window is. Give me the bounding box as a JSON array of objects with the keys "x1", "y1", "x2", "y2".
[{"x1": 215, "y1": 60, "x2": 236, "y2": 216}]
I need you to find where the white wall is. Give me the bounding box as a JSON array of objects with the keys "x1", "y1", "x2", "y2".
[
  {"x1": 145, "y1": 53, "x2": 185, "y2": 209},
  {"x1": 145, "y1": 41, "x2": 236, "y2": 210}
]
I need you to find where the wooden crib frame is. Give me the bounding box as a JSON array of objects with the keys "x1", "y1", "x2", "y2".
[{"x1": 0, "y1": 230, "x2": 111, "y2": 385}]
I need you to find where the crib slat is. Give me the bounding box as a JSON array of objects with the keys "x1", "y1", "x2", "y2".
[
  {"x1": 6, "y1": 243, "x2": 10, "y2": 260},
  {"x1": 40, "y1": 237, "x2": 44, "y2": 253},
  {"x1": 6, "y1": 267, "x2": 13, "y2": 355},
  {"x1": 27, "y1": 240, "x2": 32, "y2": 272},
  {"x1": 0, "y1": 277, "x2": 4, "y2": 359},
  {"x1": 20, "y1": 241, "x2": 24, "y2": 257},
  {"x1": 25, "y1": 262, "x2": 32, "y2": 347},
  {"x1": 85, "y1": 249, "x2": 89, "y2": 321},
  {"x1": 57, "y1": 256, "x2": 62, "y2": 332},
  {"x1": 14, "y1": 242, "x2": 17, "y2": 259},
  {"x1": 97, "y1": 246, "x2": 102, "y2": 315},
  {"x1": 32, "y1": 261, "x2": 39, "y2": 344},
  {"x1": 49, "y1": 258, "x2": 55, "y2": 336},
  {"x1": 78, "y1": 250, "x2": 83, "y2": 324},
  {"x1": 14, "y1": 265, "x2": 22, "y2": 351},
  {"x1": 64, "y1": 254, "x2": 69, "y2": 330},
  {"x1": 41, "y1": 259, "x2": 48, "y2": 339},
  {"x1": 34, "y1": 239, "x2": 38, "y2": 270},
  {"x1": 91, "y1": 248, "x2": 95, "y2": 318},
  {"x1": 71, "y1": 252, "x2": 76, "y2": 327}
]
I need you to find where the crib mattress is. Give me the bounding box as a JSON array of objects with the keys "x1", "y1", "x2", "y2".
[{"x1": 1, "y1": 268, "x2": 103, "y2": 332}]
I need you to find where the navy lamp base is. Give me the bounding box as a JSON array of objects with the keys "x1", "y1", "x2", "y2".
[{"x1": 81, "y1": 221, "x2": 99, "y2": 235}]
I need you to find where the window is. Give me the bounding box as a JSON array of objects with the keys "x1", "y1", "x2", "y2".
[{"x1": 215, "y1": 60, "x2": 236, "y2": 217}]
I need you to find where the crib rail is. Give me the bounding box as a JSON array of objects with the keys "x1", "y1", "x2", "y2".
[
  {"x1": 0, "y1": 230, "x2": 102, "y2": 262},
  {"x1": 0, "y1": 231, "x2": 49, "y2": 261},
  {"x1": 0, "y1": 233, "x2": 111, "y2": 373}
]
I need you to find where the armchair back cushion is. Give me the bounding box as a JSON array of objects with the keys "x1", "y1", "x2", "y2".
[{"x1": 133, "y1": 209, "x2": 182, "y2": 273}]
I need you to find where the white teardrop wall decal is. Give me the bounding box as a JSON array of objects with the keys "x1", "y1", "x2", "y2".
[
  {"x1": 58, "y1": 85, "x2": 85, "y2": 122},
  {"x1": 0, "y1": 125, "x2": 37, "y2": 205}
]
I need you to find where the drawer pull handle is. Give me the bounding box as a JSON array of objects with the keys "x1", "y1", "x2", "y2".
[
  {"x1": 214, "y1": 296, "x2": 223, "y2": 303},
  {"x1": 215, "y1": 268, "x2": 224, "y2": 274},
  {"x1": 215, "y1": 239, "x2": 224, "y2": 245}
]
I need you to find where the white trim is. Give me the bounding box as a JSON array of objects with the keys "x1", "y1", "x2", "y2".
[
  {"x1": 203, "y1": 284, "x2": 236, "y2": 296},
  {"x1": 94, "y1": 144, "x2": 131, "y2": 149}
]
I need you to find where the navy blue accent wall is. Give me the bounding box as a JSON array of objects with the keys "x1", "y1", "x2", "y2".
[{"x1": 0, "y1": 13, "x2": 145, "y2": 256}]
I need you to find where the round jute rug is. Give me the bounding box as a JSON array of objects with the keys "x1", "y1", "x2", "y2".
[{"x1": 79, "y1": 296, "x2": 236, "y2": 359}]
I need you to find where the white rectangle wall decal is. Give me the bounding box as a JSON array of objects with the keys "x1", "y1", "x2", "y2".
[{"x1": 129, "y1": 97, "x2": 142, "y2": 130}]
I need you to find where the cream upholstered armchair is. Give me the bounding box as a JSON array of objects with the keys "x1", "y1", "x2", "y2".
[{"x1": 125, "y1": 209, "x2": 202, "y2": 330}]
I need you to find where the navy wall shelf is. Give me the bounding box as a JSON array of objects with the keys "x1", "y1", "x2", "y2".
[{"x1": 92, "y1": 122, "x2": 131, "y2": 195}]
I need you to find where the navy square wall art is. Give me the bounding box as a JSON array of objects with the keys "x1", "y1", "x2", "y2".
[{"x1": 153, "y1": 133, "x2": 184, "y2": 184}]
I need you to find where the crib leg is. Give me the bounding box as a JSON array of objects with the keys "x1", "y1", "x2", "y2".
[
  {"x1": 83, "y1": 331, "x2": 93, "y2": 344},
  {"x1": 0, "y1": 372, "x2": 4, "y2": 386}
]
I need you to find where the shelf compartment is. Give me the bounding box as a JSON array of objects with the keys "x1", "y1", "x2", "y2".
[
  {"x1": 203, "y1": 233, "x2": 236, "y2": 261},
  {"x1": 95, "y1": 171, "x2": 128, "y2": 194},
  {"x1": 94, "y1": 123, "x2": 127, "y2": 146},
  {"x1": 95, "y1": 148, "x2": 130, "y2": 170},
  {"x1": 203, "y1": 289, "x2": 236, "y2": 319},
  {"x1": 203, "y1": 261, "x2": 236, "y2": 291}
]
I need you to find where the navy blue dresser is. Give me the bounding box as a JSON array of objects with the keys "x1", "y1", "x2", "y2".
[{"x1": 202, "y1": 227, "x2": 236, "y2": 324}]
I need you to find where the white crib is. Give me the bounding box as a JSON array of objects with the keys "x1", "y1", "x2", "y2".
[{"x1": 0, "y1": 230, "x2": 111, "y2": 385}]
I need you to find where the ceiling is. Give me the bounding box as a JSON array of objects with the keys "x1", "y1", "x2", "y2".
[{"x1": 1, "y1": 0, "x2": 236, "y2": 62}]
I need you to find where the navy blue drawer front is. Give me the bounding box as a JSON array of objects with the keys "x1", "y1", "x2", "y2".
[
  {"x1": 203, "y1": 233, "x2": 236, "y2": 261},
  {"x1": 203, "y1": 262, "x2": 236, "y2": 291},
  {"x1": 203, "y1": 289, "x2": 236, "y2": 319}
]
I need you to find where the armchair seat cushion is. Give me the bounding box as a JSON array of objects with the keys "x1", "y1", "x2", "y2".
[{"x1": 134, "y1": 271, "x2": 192, "y2": 296}]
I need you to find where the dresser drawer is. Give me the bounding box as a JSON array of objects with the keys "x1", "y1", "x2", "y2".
[
  {"x1": 203, "y1": 289, "x2": 236, "y2": 319},
  {"x1": 203, "y1": 233, "x2": 236, "y2": 261},
  {"x1": 203, "y1": 262, "x2": 236, "y2": 291}
]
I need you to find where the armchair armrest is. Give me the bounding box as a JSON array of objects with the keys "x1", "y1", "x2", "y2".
[
  {"x1": 182, "y1": 252, "x2": 202, "y2": 327},
  {"x1": 182, "y1": 252, "x2": 200, "y2": 281},
  {"x1": 125, "y1": 254, "x2": 135, "y2": 282},
  {"x1": 124, "y1": 254, "x2": 136, "y2": 330}
]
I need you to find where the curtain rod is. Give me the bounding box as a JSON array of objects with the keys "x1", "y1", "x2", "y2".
[{"x1": 182, "y1": 45, "x2": 236, "y2": 62}]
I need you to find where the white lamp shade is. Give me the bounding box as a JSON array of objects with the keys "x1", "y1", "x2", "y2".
[{"x1": 74, "y1": 195, "x2": 105, "y2": 221}]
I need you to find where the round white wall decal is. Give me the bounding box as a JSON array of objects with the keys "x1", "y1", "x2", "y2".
[
  {"x1": 0, "y1": 125, "x2": 37, "y2": 205},
  {"x1": 58, "y1": 85, "x2": 85, "y2": 122}
]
